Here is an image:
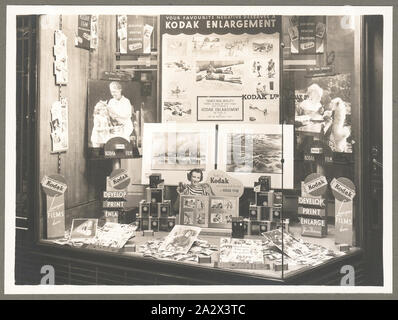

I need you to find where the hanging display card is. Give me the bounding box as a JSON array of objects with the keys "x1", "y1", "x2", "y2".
[
  {"x1": 41, "y1": 174, "x2": 67, "y2": 239},
  {"x1": 331, "y1": 177, "x2": 356, "y2": 245},
  {"x1": 53, "y1": 30, "x2": 68, "y2": 85},
  {"x1": 50, "y1": 98, "x2": 69, "y2": 153},
  {"x1": 160, "y1": 15, "x2": 281, "y2": 123}
]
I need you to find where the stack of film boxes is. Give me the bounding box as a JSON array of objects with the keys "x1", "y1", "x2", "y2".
[
  {"x1": 136, "y1": 174, "x2": 176, "y2": 233},
  {"x1": 244, "y1": 176, "x2": 288, "y2": 236}
]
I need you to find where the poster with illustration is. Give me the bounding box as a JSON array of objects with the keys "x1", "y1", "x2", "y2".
[
  {"x1": 294, "y1": 74, "x2": 353, "y2": 153},
  {"x1": 50, "y1": 98, "x2": 69, "y2": 153},
  {"x1": 160, "y1": 15, "x2": 281, "y2": 123}
]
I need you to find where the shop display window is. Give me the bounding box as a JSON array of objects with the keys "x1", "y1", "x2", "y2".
[{"x1": 29, "y1": 13, "x2": 377, "y2": 283}]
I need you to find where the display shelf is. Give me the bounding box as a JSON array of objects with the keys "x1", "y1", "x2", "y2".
[{"x1": 41, "y1": 222, "x2": 359, "y2": 282}]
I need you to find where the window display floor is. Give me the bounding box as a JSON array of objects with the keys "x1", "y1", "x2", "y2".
[{"x1": 43, "y1": 222, "x2": 359, "y2": 280}]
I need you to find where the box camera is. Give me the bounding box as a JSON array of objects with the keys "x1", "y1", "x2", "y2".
[
  {"x1": 259, "y1": 220, "x2": 271, "y2": 233},
  {"x1": 255, "y1": 191, "x2": 274, "y2": 207},
  {"x1": 149, "y1": 174, "x2": 164, "y2": 188},
  {"x1": 150, "y1": 217, "x2": 159, "y2": 232},
  {"x1": 249, "y1": 204, "x2": 260, "y2": 220},
  {"x1": 254, "y1": 176, "x2": 271, "y2": 192},
  {"x1": 232, "y1": 216, "x2": 245, "y2": 239},
  {"x1": 146, "y1": 187, "x2": 164, "y2": 204},
  {"x1": 139, "y1": 200, "x2": 150, "y2": 218},
  {"x1": 260, "y1": 207, "x2": 271, "y2": 221},
  {"x1": 150, "y1": 202, "x2": 159, "y2": 217},
  {"x1": 159, "y1": 200, "x2": 171, "y2": 217}
]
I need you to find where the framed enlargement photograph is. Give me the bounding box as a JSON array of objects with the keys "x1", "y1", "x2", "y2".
[
  {"x1": 141, "y1": 123, "x2": 216, "y2": 185},
  {"x1": 217, "y1": 124, "x2": 294, "y2": 188}
]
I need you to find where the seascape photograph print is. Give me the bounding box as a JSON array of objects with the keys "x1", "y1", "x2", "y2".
[
  {"x1": 226, "y1": 133, "x2": 282, "y2": 174},
  {"x1": 151, "y1": 132, "x2": 207, "y2": 171}
]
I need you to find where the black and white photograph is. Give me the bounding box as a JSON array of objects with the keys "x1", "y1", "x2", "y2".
[
  {"x1": 165, "y1": 59, "x2": 192, "y2": 72},
  {"x1": 195, "y1": 60, "x2": 244, "y2": 88},
  {"x1": 166, "y1": 82, "x2": 188, "y2": 99},
  {"x1": 162, "y1": 100, "x2": 192, "y2": 122},
  {"x1": 295, "y1": 74, "x2": 353, "y2": 153},
  {"x1": 226, "y1": 133, "x2": 283, "y2": 174},
  {"x1": 252, "y1": 40, "x2": 274, "y2": 55},
  {"x1": 50, "y1": 97, "x2": 68, "y2": 152},
  {"x1": 164, "y1": 37, "x2": 188, "y2": 57},
  {"x1": 192, "y1": 35, "x2": 222, "y2": 56},
  {"x1": 141, "y1": 123, "x2": 216, "y2": 185},
  {"x1": 87, "y1": 79, "x2": 137, "y2": 149},
  {"x1": 218, "y1": 124, "x2": 294, "y2": 188},
  {"x1": 5, "y1": 4, "x2": 393, "y2": 301},
  {"x1": 150, "y1": 132, "x2": 207, "y2": 170}
]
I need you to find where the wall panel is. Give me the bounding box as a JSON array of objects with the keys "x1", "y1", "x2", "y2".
[{"x1": 38, "y1": 15, "x2": 115, "y2": 237}]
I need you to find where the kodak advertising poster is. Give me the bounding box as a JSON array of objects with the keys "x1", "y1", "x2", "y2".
[
  {"x1": 331, "y1": 177, "x2": 356, "y2": 245},
  {"x1": 41, "y1": 174, "x2": 68, "y2": 239},
  {"x1": 160, "y1": 15, "x2": 281, "y2": 124}
]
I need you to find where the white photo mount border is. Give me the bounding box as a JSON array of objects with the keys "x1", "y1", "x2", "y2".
[
  {"x1": 142, "y1": 123, "x2": 293, "y2": 188},
  {"x1": 141, "y1": 123, "x2": 217, "y2": 185}
]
